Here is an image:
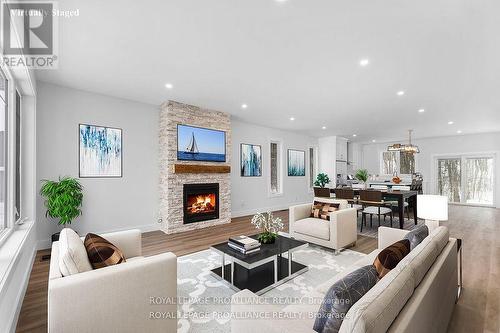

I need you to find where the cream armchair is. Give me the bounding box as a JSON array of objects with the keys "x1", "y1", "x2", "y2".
[
  {"x1": 48, "y1": 229, "x2": 177, "y2": 333},
  {"x1": 289, "y1": 199, "x2": 357, "y2": 253}
]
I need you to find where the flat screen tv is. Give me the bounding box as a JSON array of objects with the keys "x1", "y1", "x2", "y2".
[{"x1": 177, "y1": 124, "x2": 226, "y2": 162}]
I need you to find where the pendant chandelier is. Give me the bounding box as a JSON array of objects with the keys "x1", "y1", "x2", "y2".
[{"x1": 387, "y1": 129, "x2": 420, "y2": 154}]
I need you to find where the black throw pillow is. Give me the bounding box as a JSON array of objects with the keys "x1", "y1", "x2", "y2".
[{"x1": 313, "y1": 265, "x2": 378, "y2": 333}]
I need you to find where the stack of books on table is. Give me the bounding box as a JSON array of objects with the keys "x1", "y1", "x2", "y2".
[{"x1": 228, "y1": 236, "x2": 261, "y2": 254}]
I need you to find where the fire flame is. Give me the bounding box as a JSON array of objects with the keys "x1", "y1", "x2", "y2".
[{"x1": 188, "y1": 194, "x2": 215, "y2": 214}]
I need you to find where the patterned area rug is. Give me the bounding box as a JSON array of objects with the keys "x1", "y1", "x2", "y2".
[
  {"x1": 357, "y1": 215, "x2": 424, "y2": 238},
  {"x1": 177, "y1": 245, "x2": 365, "y2": 332}
]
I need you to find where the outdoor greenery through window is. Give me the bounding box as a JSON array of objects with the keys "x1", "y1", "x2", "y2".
[
  {"x1": 0, "y1": 70, "x2": 7, "y2": 232},
  {"x1": 270, "y1": 141, "x2": 282, "y2": 194},
  {"x1": 382, "y1": 151, "x2": 415, "y2": 175}
]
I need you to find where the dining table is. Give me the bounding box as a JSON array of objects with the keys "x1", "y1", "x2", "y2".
[{"x1": 330, "y1": 188, "x2": 418, "y2": 229}]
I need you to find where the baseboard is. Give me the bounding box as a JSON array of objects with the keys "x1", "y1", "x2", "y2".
[
  {"x1": 8, "y1": 246, "x2": 36, "y2": 333},
  {"x1": 231, "y1": 201, "x2": 309, "y2": 218}
]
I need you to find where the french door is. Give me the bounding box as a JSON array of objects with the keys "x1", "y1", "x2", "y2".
[{"x1": 436, "y1": 155, "x2": 495, "y2": 206}]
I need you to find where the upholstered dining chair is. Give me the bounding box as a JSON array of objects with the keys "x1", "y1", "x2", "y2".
[
  {"x1": 386, "y1": 185, "x2": 411, "y2": 221},
  {"x1": 359, "y1": 190, "x2": 393, "y2": 231},
  {"x1": 335, "y1": 187, "x2": 363, "y2": 217}
]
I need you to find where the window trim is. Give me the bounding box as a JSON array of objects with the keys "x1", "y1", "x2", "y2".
[
  {"x1": 268, "y1": 139, "x2": 284, "y2": 197},
  {"x1": 0, "y1": 59, "x2": 21, "y2": 247}
]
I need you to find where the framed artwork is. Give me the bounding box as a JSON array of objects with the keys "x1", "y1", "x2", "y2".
[
  {"x1": 288, "y1": 149, "x2": 305, "y2": 176},
  {"x1": 79, "y1": 124, "x2": 122, "y2": 178},
  {"x1": 177, "y1": 124, "x2": 226, "y2": 162},
  {"x1": 240, "y1": 143, "x2": 262, "y2": 177}
]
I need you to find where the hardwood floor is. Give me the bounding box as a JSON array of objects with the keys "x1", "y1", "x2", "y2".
[{"x1": 15, "y1": 206, "x2": 500, "y2": 332}]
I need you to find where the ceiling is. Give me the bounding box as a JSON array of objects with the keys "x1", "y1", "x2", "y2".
[{"x1": 35, "y1": 0, "x2": 500, "y2": 143}]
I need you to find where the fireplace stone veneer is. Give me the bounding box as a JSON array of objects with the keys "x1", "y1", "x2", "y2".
[{"x1": 159, "y1": 101, "x2": 231, "y2": 234}]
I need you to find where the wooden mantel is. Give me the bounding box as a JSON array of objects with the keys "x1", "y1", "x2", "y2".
[{"x1": 172, "y1": 164, "x2": 231, "y2": 174}]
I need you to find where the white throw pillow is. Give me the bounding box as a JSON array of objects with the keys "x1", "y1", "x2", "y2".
[{"x1": 58, "y1": 228, "x2": 92, "y2": 276}]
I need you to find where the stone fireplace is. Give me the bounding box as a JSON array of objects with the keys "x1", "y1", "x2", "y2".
[
  {"x1": 159, "y1": 101, "x2": 231, "y2": 234},
  {"x1": 183, "y1": 183, "x2": 219, "y2": 224}
]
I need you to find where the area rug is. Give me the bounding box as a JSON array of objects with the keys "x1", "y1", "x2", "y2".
[
  {"x1": 357, "y1": 216, "x2": 424, "y2": 238},
  {"x1": 176, "y1": 245, "x2": 365, "y2": 333}
]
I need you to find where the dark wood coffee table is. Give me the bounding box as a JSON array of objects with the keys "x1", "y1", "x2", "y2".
[{"x1": 210, "y1": 234, "x2": 308, "y2": 295}]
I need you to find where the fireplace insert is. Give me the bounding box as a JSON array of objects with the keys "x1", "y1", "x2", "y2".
[{"x1": 183, "y1": 183, "x2": 219, "y2": 224}]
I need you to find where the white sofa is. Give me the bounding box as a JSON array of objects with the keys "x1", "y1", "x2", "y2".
[
  {"x1": 289, "y1": 198, "x2": 358, "y2": 253},
  {"x1": 231, "y1": 226, "x2": 457, "y2": 333},
  {"x1": 48, "y1": 229, "x2": 177, "y2": 333}
]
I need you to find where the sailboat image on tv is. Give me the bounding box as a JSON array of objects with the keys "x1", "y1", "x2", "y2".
[
  {"x1": 185, "y1": 132, "x2": 199, "y2": 155},
  {"x1": 177, "y1": 124, "x2": 226, "y2": 162}
]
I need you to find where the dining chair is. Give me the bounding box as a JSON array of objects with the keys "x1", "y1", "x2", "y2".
[
  {"x1": 359, "y1": 190, "x2": 393, "y2": 231},
  {"x1": 387, "y1": 185, "x2": 411, "y2": 220},
  {"x1": 335, "y1": 187, "x2": 363, "y2": 217}
]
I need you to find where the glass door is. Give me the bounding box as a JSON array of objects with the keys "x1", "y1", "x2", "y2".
[
  {"x1": 437, "y1": 158, "x2": 462, "y2": 203},
  {"x1": 436, "y1": 155, "x2": 495, "y2": 206},
  {"x1": 465, "y1": 157, "x2": 494, "y2": 205}
]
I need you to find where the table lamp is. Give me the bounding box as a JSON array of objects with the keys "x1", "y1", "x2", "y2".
[{"x1": 417, "y1": 195, "x2": 448, "y2": 232}]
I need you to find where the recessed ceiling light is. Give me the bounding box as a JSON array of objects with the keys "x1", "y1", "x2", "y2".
[
  {"x1": 397, "y1": 91, "x2": 405, "y2": 96},
  {"x1": 457, "y1": 130, "x2": 462, "y2": 134},
  {"x1": 241, "y1": 104, "x2": 248, "y2": 109},
  {"x1": 352, "y1": 134, "x2": 357, "y2": 137},
  {"x1": 322, "y1": 126, "x2": 326, "y2": 130},
  {"x1": 165, "y1": 83, "x2": 173, "y2": 89},
  {"x1": 418, "y1": 109, "x2": 425, "y2": 113},
  {"x1": 359, "y1": 59, "x2": 370, "y2": 67},
  {"x1": 448, "y1": 121, "x2": 454, "y2": 125},
  {"x1": 372, "y1": 139, "x2": 376, "y2": 143},
  {"x1": 275, "y1": 0, "x2": 288, "y2": 3},
  {"x1": 290, "y1": 117, "x2": 295, "y2": 121}
]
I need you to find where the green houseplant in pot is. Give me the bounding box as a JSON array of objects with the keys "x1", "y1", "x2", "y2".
[
  {"x1": 251, "y1": 211, "x2": 284, "y2": 244},
  {"x1": 40, "y1": 177, "x2": 84, "y2": 242},
  {"x1": 313, "y1": 173, "x2": 331, "y2": 197},
  {"x1": 355, "y1": 169, "x2": 369, "y2": 188}
]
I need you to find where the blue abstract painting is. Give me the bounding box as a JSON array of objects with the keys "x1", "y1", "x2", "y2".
[
  {"x1": 79, "y1": 124, "x2": 122, "y2": 177},
  {"x1": 288, "y1": 149, "x2": 305, "y2": 176},
  {"x1": 177, "y1": 124, "x2": 226, "y2": 162},
  {"x1": 241, "y1": 143, "x2": 262, "y2": 177}
]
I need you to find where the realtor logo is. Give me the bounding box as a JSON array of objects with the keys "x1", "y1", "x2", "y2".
[{"x1": 2, "y1": 1, "x2": 58, "y2": 68}]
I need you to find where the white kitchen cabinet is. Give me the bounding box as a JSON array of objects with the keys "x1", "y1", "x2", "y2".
[{"x1": 336, "y1": 137, "x2": 348, "y2": 161}]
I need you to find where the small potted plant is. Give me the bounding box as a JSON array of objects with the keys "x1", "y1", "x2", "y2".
[
  {"x1": 313, "y1": 173, "x2": 331, "y2": 197},
  {"x1": 40, "y1": 177, "x2": 84, "y2": 242},
  {"x1": 251, "y1": 211, "x2": 284, "y2": 244},
  {"x1": 355, "y1": 169, "x2": 369, "y2": 188}
]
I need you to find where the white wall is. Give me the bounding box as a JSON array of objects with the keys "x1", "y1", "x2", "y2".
[
  {"x1": 318, "y1": 136, "x2": 337, "y2": 186},
  {"x1": 361, "y1": 132, "x2": 500, "y2": 207},
  {"x1": 36, "y1": 82, "x2": 160, "y2": 248},
  {"x1": 231, "y1": 119, "x2": 317, "y2": 216}
]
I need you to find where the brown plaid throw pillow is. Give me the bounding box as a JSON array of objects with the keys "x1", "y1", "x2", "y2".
[
  {"x1": 311, "y1": 201, "x2": 340, "y2": 220},
  {"x1": 84, "y1": 233, "x2": 126, "y2": 269}
]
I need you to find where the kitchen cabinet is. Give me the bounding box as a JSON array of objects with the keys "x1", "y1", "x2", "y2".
[{"x1": 336, "y1": 137, "x2": 348, "y2": 161}]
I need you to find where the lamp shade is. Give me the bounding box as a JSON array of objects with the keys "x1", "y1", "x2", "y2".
[{"x1": 417, "y1": 195, "x2": 448, "y2": 221}]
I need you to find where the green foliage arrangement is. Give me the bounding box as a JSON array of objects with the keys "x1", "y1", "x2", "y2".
[
  {"x1": 314, "y1": 173, "x2": 331, "y2": 188},
  {"x1": 40, "y1": 177, "x2": 83, "y2": 225},
  {"x1": 355, "y1": 169, "x2": 369, "y2": 183}
]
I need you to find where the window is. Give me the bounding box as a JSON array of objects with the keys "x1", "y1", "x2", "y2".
[
  {"x1": 382, "y1": 151, "x2": 415, "y2": 175},
  {"x1": 0, "y1": 70, "x2": 7, "y2": 232},
  {"x1": 270, "y1": 141, "x2": 282, "y2": 195},
  {"x1": 309, "y1": 147, "x2": 315, "y2": 188},
  {"x1": 382, "y1": 151, "x2": 397, "y2": 175},
  {"x1": 15, "y1": 91, "x2": 20, "y2": 220},
  {"x1": 436, "y1": 155, "x2": 495, "y2": 206}
]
